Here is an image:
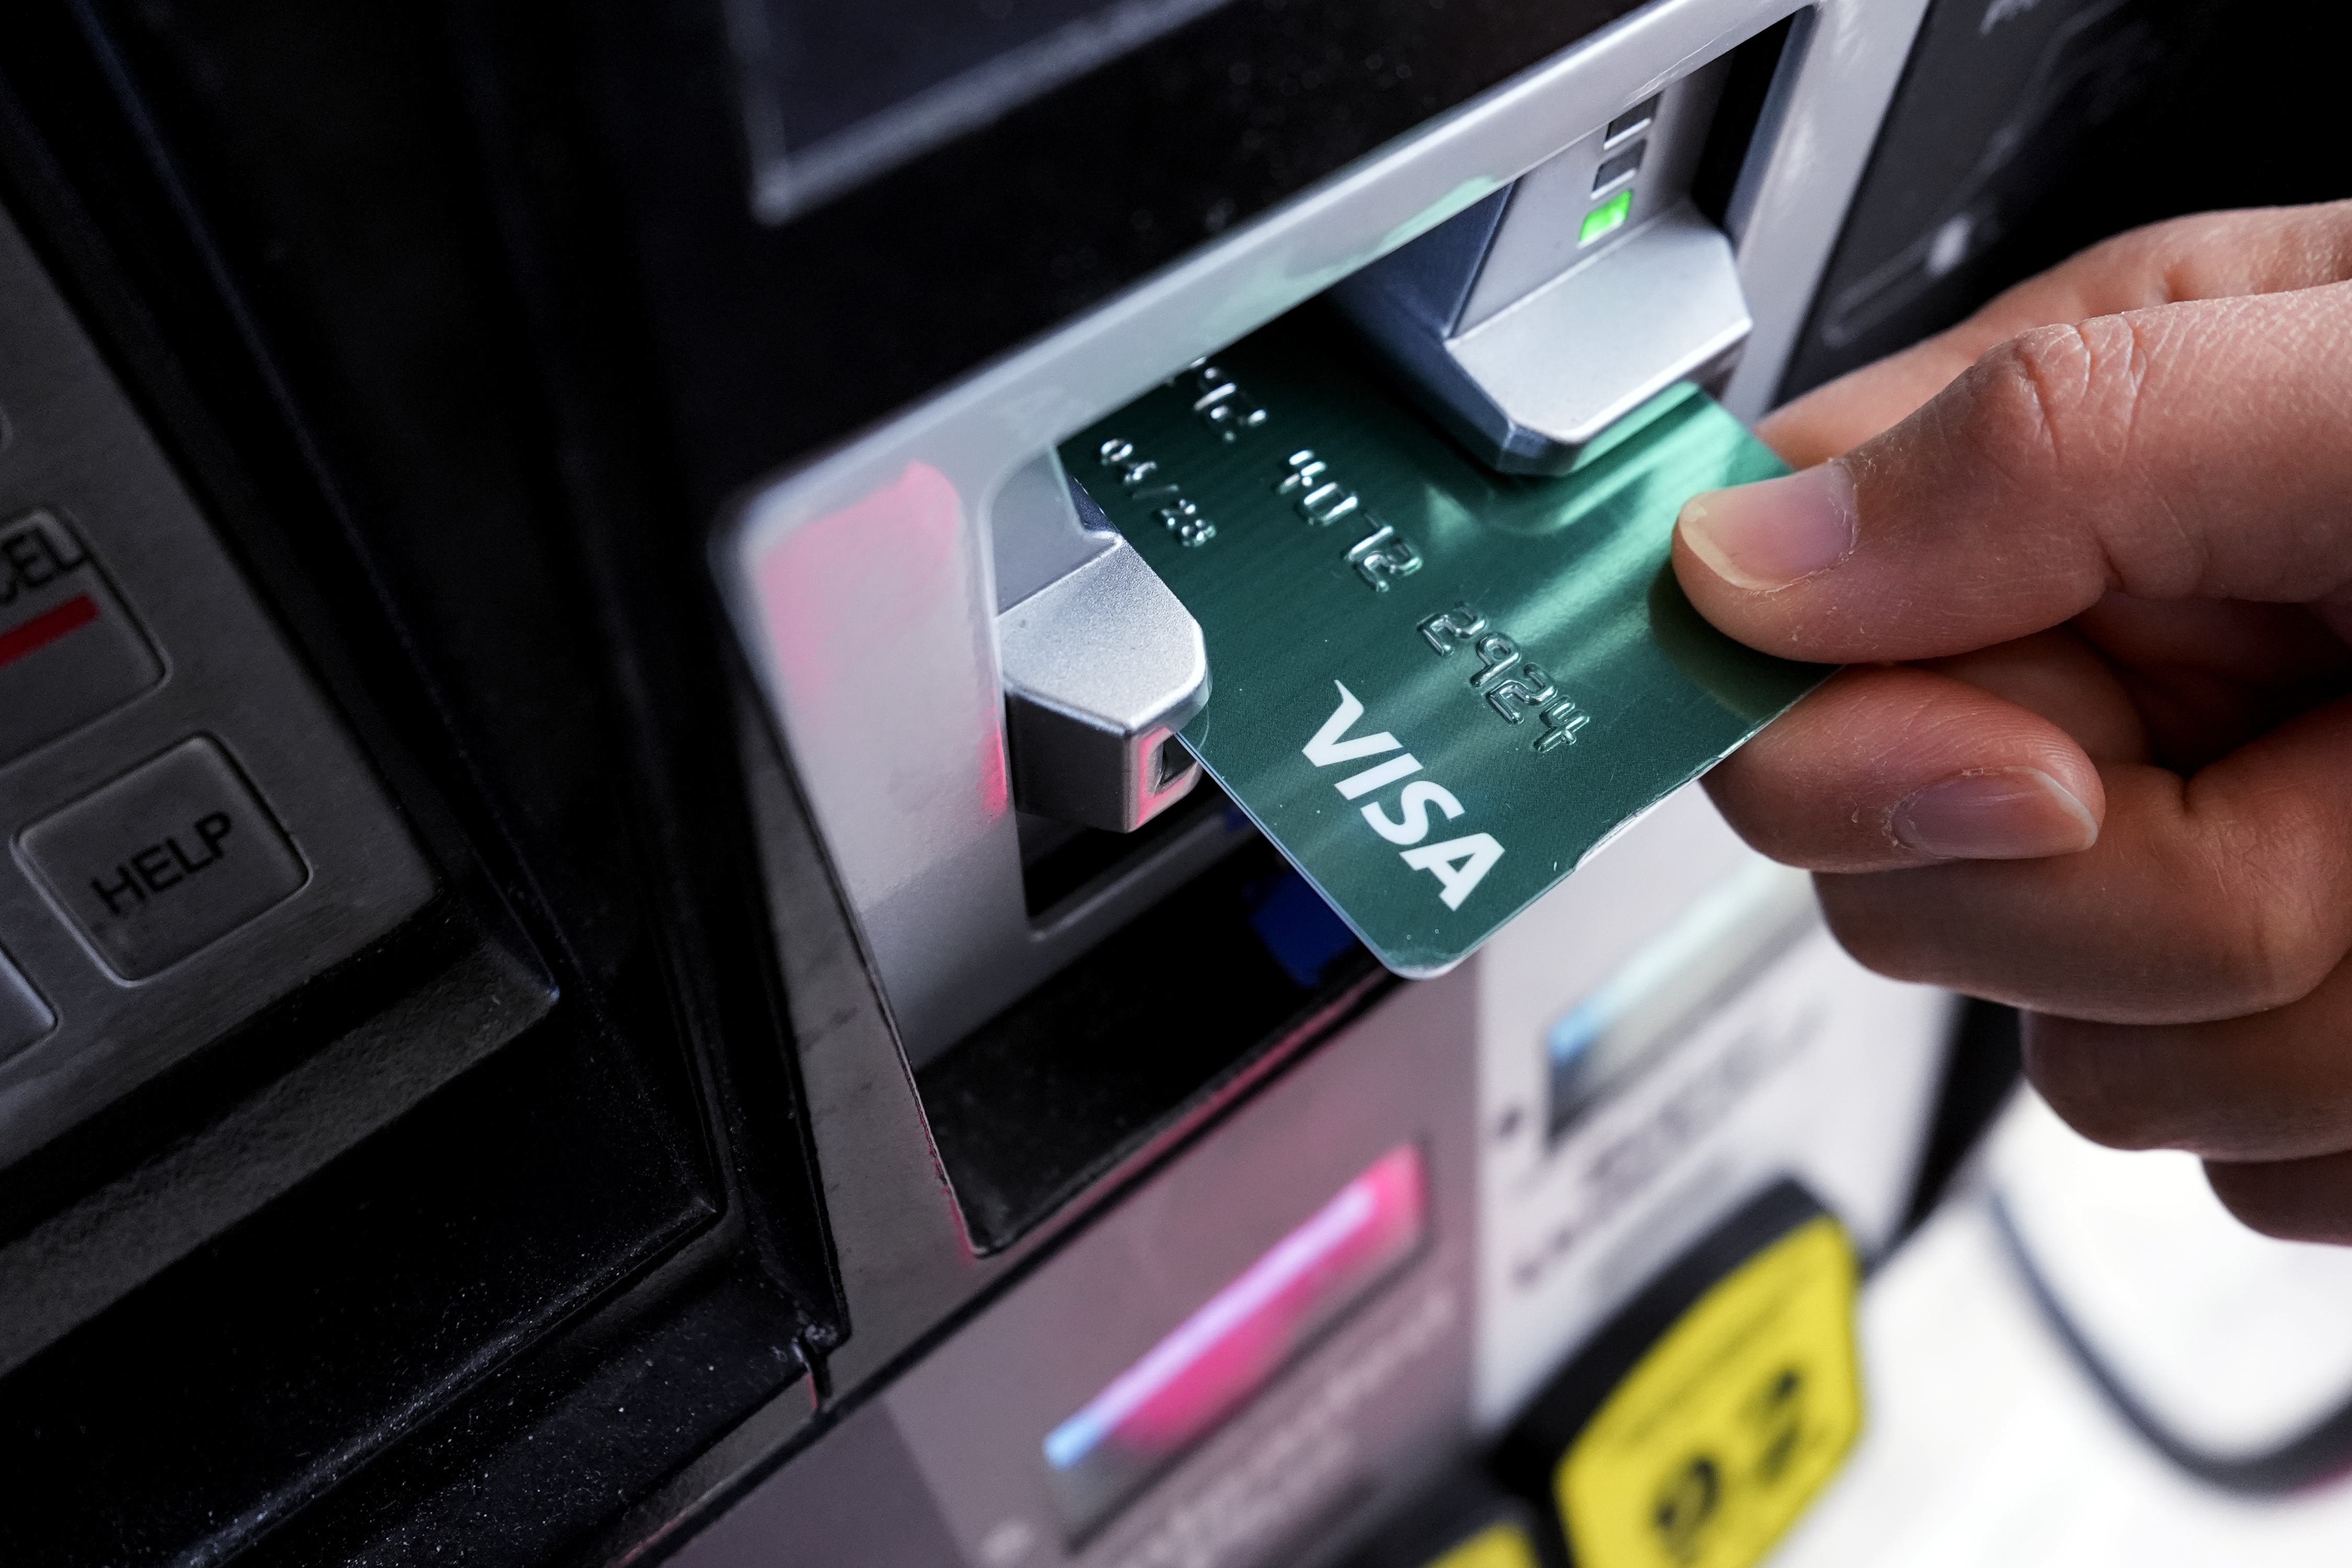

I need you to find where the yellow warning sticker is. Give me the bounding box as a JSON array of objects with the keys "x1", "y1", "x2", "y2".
[
  {"x1": 1555, "y1": 1215, "x2": 1862, "y2": 1568},
  {"x1": 1427, "y1": 1519, "x2": 1544, "y2": 1568}
]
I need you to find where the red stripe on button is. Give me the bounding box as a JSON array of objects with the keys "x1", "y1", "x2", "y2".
[{"x1": 0, "y1": 593, "x2": 102, "y2": 670}]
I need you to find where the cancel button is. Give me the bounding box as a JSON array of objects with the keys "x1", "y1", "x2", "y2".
[{"x1": 17, "y1": 736, "x2": 308, "y2": 979}]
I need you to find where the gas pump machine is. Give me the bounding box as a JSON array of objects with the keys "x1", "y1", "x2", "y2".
[{"x1": 0, "y1": 2, "x2": 2315, "y2": 1565}]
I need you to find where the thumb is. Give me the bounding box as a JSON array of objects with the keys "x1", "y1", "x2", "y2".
[{"x1": 1674, "y1": 283, "x2": 2352, "y2": 663}]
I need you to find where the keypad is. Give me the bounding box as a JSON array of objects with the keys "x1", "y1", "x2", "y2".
[{"x1": 1, "y1": 199, "x2": 435, "y2": 1171}]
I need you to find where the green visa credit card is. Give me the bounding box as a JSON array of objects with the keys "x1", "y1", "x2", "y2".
[{"x1": 1060, "y1": 314, "x2": 1830, "y2": 977}]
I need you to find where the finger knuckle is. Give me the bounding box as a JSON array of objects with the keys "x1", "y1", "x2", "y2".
[
  {"x1": 1972, "y1": 321, "x2": 2153, "y2": 468},
  {"x1": 2204, "y1": 864, "x2": 2340, "y2": 1013},
  {"x1": 1957, "y1": 318, "x2": 2212, "y2": 598},
  {"x1": 1970, "y1": 326, "x2": 2090, "y2": 462}
]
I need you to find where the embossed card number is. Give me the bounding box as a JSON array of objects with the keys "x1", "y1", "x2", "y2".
[{"x1": 1060, "y1": 312, "x2": 1827, "y2": 976}]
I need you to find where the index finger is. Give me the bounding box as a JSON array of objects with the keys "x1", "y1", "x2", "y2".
[
  {"x1": 1760, "y1": 200, "x2": 2352, "y2": 467},
  {"x1": 1674, "y1": 281, "x2": 2352, "y2": 664}
]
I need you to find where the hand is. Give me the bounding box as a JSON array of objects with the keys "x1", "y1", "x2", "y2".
[{"x1": 1673, "y1": 201, "x2": 2352, "y2": 1241}]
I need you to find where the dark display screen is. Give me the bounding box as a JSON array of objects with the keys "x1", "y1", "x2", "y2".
[
  {"x1": 735, "y1": 0, "x2": 1238, "y2": 218},
  {"x1": 614, "y1": 0, "x2": 1658, "y2": 507}
]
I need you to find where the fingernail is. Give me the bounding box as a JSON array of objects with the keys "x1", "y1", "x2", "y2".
[
  {"x1": 1677, "y1": 462, "x2": 1859, "y2": 591},
  {"x1": 1891, "y1": 768, "x2": 2099, "y2": 860}
]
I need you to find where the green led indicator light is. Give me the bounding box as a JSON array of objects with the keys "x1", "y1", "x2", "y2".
[{"x1": 1580, "y1": 189, "x2": 1633, "y2": 246}]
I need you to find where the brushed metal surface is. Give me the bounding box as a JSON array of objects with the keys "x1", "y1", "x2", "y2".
[{"x1": 0, "y1": 203, "x2": 437, "y2": 1170}]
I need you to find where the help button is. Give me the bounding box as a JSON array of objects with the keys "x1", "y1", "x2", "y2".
[{"x1": 17, "y1": 737, "x2": 308, "y2": 979}]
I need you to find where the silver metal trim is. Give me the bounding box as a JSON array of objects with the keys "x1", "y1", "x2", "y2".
[
  {"x1": 1456, "y1": 55, "x2": 1728, "y2": 333},
  {"x1": 1447, "y1": 200, "x2": 1754, "y2": 466},
  {"x1": 998, "y1": 533, "x2": 1208, "y2": 833},
  {"x1": 990, "y1": 448, "x2": 1119, "y2": 615},
  {"x1": 1720, "y1": 0, "x2": 1935, "y2": 416}
]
